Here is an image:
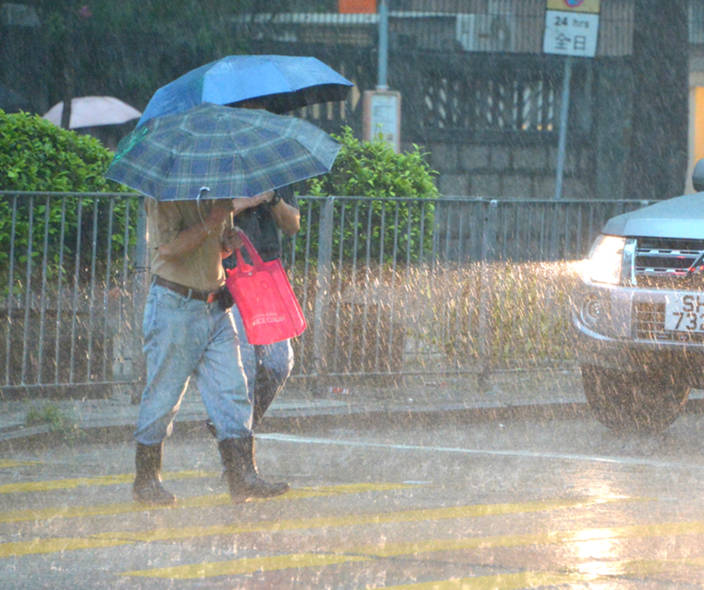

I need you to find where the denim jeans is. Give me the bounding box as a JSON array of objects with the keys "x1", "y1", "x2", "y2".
[
  {"x1": 231, "y1": 304, "x2": 294, "y2": 425},
  {"x1": 134, "y1": 283, "x2": 251, "y2": 445}
]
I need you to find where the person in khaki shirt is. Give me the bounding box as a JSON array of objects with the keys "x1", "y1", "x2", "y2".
[{"x1": 133, "y1": 193, "x2": 288, "y2": 505}]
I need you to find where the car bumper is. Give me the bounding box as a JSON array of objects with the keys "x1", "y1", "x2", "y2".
[{"x1": 571, "y1": 280, "x2": 704, "y2": 385}]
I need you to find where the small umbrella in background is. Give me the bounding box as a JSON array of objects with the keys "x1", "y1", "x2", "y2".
[
  {"x1": 106, "y1": 103, "x2": 340, "y2": 202},
  {"x1": 43, "y1": 96, "x2": 142, "y2": 129},
  {"x1": 137, "y1": 54, "x2": 353, "y2": 127}
]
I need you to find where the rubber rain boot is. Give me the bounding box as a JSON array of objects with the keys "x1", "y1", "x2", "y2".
[
  {"x1": 132, "y1": 442, "x2": 176, "y2": 505},
  {"x1": 218, "y1": 435, "x2": 289, "y2": 502}
]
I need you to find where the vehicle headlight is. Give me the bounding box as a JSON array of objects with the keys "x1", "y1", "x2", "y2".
[{"x1": 585, "y1": 234, "x2": 626, "y2": 285}]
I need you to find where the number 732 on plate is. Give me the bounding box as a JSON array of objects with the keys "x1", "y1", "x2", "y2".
[{"x1": 665, "y1": 293, "x2": 704, "y2": 332}]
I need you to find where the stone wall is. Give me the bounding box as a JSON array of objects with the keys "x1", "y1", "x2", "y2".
[{"x1": 418, "y1": 140, "x2": 595, "y2": 200}]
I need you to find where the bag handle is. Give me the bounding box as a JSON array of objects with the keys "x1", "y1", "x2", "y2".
[{"x1": 234, "y1": 227, "x2": 264, "y2": 268}]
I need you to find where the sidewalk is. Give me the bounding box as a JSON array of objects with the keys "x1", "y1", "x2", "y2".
[
  {"x1": 0, "y1": 368, "x2": 589, "y2": 449},
  {"x1": 6, "y1": 368, "x2": 704, "y2": 450}
]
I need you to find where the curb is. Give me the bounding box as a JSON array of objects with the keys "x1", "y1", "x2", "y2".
[
  {"x1": 5, "y1": 395, "x2": 704, "y2": 453},
  {"x1": 0, "y1": 399, "x2": 590, "y2": 452}
]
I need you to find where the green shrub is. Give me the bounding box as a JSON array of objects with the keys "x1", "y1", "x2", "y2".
[
  {"x1": 303, "y1": 127, "x2": 439, "y2": 263},
  {"x1": 0, "y1": 110, "x2": 120, "y2": 192},
  {"x1": 0, "y1": 110, "x2": 135, "y2": 282}
]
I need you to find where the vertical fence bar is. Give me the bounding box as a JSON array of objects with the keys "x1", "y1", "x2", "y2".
[
  {"x1": 419, "y1": 199, "x2": 428, "y2": 264},
  {"x1": 373, "y1": 203, "x2": 387, "y2": 372},
  {"x1": 3, "y1": 196, "x2": 18, "y2": 386},
  {"x1": 478, "y1": 199, "x2": 498, "y2": 388},
  {"x1": 20, "y1": 195, "x2": 34, "y2": 384},
  {"x1": 388, "y1": 201, "x2": 400, "y2": 377},
  {"x1": 361, "y1": 204, "x2": 374, "y2": 370},
  {"x1": 37, "y1": 195, "x2": 51, "y2": 383},
  {"x1": 69, "y1": 201, "x2": 83, "y2": 383},
  {"x1": 312, "y1": 197, "x2": 335, "y2": 390},
  {"x1": 345, "y1": 201, "x2": 361, "y2": 372},
  {"x1": 54, "y1": 198, "x2": 67, "y2": 384},
  {"x1": 85, "y1": 202, "x2": 100, "y2": 380},
  {"x1": 331, "y1": 202, "x2": 347, "y2": 374},
  {"x1": 101, "y1": 198, "x2": 115, "y2": 379},
  {"x1": 116, "y1": 198, "x2": 131, "y2": 385}
]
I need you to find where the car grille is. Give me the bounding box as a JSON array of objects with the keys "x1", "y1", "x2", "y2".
[
  {"x1": 634, "y1": 237, "x2": 704, "y2": 290},
  {"x1": 633, "y1": 301, "x2": 704, "y2": 343}
]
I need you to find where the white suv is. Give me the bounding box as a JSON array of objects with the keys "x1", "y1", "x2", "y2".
[{"x1": 572, "y1": 161, "x2": 704, "y2": 432}]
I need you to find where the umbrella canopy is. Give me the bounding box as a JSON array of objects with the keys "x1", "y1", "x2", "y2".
[
  {"x1": 105, "y1": 103, "x2": 340, "y2": 202},
  {"x1": 44, "y1": 96, "x2": 142, "y2": 129},
  {"x1": 137, "y1": 54, "x2": 353, "y2": 126}
]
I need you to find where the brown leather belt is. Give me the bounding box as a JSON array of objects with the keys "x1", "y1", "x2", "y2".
[{"x1": 153, "y1": 275, "x2": 218, "y2": 303}]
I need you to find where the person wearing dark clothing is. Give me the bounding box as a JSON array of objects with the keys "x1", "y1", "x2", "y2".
[{"x1": 224, "y1": 185, "x2": 300, "y2": 426}]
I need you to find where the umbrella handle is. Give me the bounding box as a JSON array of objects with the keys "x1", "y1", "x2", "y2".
[{"x1": 195, "y1": 186, "x2": 212, "y2": 234}]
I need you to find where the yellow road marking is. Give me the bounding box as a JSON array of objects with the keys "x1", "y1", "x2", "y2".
[
  {"x1": 123, "y1": 517, "x2": 704, "y2": 581},
  {"x1": 0, "y1": 495, "x2": 630, "y2": 559},
  {"x1": 379, "y1": 557, "x2": 704, "y2": 589},
  {"x1": 125, "y1": 553, "x2": 370, "y2": 579},
  {"x1": 376, "y1": 571, "x2": 604, "y2": 589},
  {"x1": 0, "y1": 470, "x2": 217, "y2": 494},
  {"x1": 0, "y1": 459, "x2": 39, "y2": 469},
  {"x1": 0, "y1": 482, "x2": 415, "y2": 524}
]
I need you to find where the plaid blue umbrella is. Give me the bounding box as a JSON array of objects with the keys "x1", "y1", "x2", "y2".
[
  {"x1": 105, "y1": 103, "x2": 340, "y2": 201},
  {"x1": 137, "y1": 54, "x2": 353, "y2": 127}
]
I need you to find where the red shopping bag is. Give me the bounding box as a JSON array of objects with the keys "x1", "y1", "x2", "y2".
[{"x1": 225, "y1": 229, "x2": 306, "y2": 345}]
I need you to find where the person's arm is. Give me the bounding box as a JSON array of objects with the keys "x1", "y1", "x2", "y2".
[
  {"x1": 157, "y1": 202, "x2": 232, "y2": 260},
  {"x1": 159, "y1": 194, "x2": 275, "y2": 261},
  {"x1": 221, "y1": 192, "x2": 277, "y2": 258},
  {"x1": 267, "y1": 193, "x2": 300, "y2": 236}
]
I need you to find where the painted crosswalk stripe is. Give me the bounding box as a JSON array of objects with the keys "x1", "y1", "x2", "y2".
[
  {"x1": 377, "y1": 556, "x2": 704, "y2": 589},
  {"x1": 0, "y1": 469, "x2": 217, "y2": 494},
  {"x1": 0, "y1": 495, "x2": 631, "y2": 558},
  {"x1": 382, "y1": 571, "x2": 601, "y2": 590},
  {"x1": 0, "y1": 482, "x2": 417, "y2": 524},
  {"x1": 122, "y1": 519, "x2": 704, "y2": 580},
  {"x1": 0, "y1": 459, "x2": 39, "y2": 469}
]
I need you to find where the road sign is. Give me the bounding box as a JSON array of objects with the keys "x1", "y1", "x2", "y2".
[
  {"x1": 543, "y1": 1, "x2": 600, "y2": 199},
  {"x1": 544, "y1": 0, "x2": 600, "y2": 58},
  {"x1": 363, "y1": 90, "x2": 401, "y2": 153}
]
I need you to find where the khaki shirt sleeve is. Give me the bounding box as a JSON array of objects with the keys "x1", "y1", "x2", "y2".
[{"x1": 146, "y1": 199, "x2": 183, "y2": 252}]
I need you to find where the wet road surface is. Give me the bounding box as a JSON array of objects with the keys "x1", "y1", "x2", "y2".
[{"x1": 4, "y1": 412, "x2": 704, "y2": 588}]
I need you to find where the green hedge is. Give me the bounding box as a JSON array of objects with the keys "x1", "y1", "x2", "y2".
[
  {"x1": 0, "y1": 110, "x2": 122, "y2": 192},
  {"x1": 0, "y1": 110, "x2": 134, "y2": 282},
  {"x1": 303, "y1": 127, "x2": 439, "y2": 263}
]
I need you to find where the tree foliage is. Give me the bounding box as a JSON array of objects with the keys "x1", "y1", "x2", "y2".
[{"x1": 301, "y1": 127, "x2": 439, "y2": 264}]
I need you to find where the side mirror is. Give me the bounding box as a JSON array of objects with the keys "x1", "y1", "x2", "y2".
[{"x1": 694, "y1": 159, "x2": 704, "y2": 192}]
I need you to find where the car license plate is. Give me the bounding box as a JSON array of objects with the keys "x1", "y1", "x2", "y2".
[{"x1": 665, "y1": 293, "x2": 704, "y2": 332}]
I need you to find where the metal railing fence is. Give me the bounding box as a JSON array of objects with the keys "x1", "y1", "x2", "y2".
[
  {"x1": 0, "y1": 191, "x2": 651, "y2": 397},
  {"x1": 0, "y1": 191, "x2": 144, "y2": 397}
]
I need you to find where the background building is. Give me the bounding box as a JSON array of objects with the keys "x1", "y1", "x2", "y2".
[{"x1": 1, "y1": 0, "x2": 698, "y2": 200}]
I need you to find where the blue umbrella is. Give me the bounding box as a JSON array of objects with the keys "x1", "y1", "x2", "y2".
[
  {"x1": 105, "y1": 103, "x2": 340, "y2": 202},
  {"x1": 138, "y1": 54, "x2": 354, "y2": 127}
]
